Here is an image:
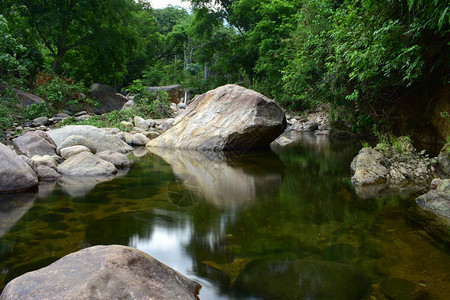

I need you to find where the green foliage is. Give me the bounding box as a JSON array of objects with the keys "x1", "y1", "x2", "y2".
[
  {"x1": 35, "y1": 77, "x2": 86, "y2": 111},
  {"x1": 59, "y1": 110, "x2": 129, "y2": 131},
  {"x1": 22, "y1": 102, "x2": 51, "y2": 120},
  {"x1": 0, "y1": 88, "x2": 20, "y2": 130}
]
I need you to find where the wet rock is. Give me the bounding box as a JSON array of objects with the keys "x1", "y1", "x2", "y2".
[
  {"x1": 60, "y1": 145, "x2": 91, "y2": 159},
  {"x1": 12, "y1": 130, "x2": 57, "y2": 157},
  {"x1": 409, "y1": 179, "x2": 450, "y2": 248},
  {"x1": 303, "y1": 120, "x2": 319, "y2": 132},
  {"x1": 238, "y1": 259, "x2": 369, "y2": 300},
  {"x1": 57, "y1": 152, "x2": 117, "y2": 177},
  {"x1": 0, "y1": 245, "x2": 200, "y2": 300},
  {"x1": 380, "y1": 277, "x2": 415, "y2": 300},
  {"x1": 351, "y1": 144, "x2": 432, "y2": 199},
  {"x1": 57, "y1": 135, "x2": 97, "y2": 154},
  {"x1": 0, "y1": 143, "x2": 38, "y2": 193},
  {"x1": 144, "y1": 131, "x2": 160, "y2": 140},
  {"x1": 36, "y1": 165, "x2": 61, "y2": 181},
  {"x1": 48, "y1": 125, "x2": 132, "y2": 154},
  {"x1": 147, "y1": 84, "x2": 286, "y2": 152},
  {"x1": 96, "y1": 150, "x2": 132, "y2": 169}
]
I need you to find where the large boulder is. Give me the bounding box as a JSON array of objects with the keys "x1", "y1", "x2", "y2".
[
  {"x1": 0, "y1": 83, "x2": 44, "y2": 107},
  {"x1": 147, "y1": 84, "x2": 286, "y2": 152},
  {"x1": 351, "y1": 144, "x2": 432, "y2": 199},
  {"x1": 12, "y1": 131, "x2": 57, "y2": 157},
  {"x1": 56, "y1": 135, "x2": 97, "y2": 154},
  {"x1": 0, "y1": 143, "x2": 38, "y2": 193},
  {"x1": 0, "y1": 245, "x2": 200, "y2": 300},
  {"x1": 147, "y1": 85, "x2": 183, "y2": 104},
  {"x1": 48, "y1": 125, "x2": 133, "y2": 154},
  {"x1": 57, "y1": 152, "x2": 117, "y2": 177},
  {"x1": 89, "y1": 83, "x2": 129, "y2": 114}
]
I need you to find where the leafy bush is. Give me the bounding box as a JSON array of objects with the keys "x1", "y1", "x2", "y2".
[
  {"x1": 0, "y1": 88, "x2": 19, "y2": 130},
  {"x1": 35, "y1": 74, "x2": 86, "y2": 111},
  {"x1": 23, "y1": 102, "x2": 52, "y2": 120}
]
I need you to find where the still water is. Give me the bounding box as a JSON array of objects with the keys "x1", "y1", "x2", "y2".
[{"x1": 0, "y1": 133, "x2": 449, "y2": 299}]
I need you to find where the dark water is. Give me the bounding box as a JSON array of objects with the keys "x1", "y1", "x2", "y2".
[{"x1": 1, "y1": 133, "x2": 449, "y2": 299}]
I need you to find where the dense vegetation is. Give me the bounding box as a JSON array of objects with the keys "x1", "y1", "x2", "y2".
[{"x1": 1, "y1": 0, "x2": 449, "y2": 135}]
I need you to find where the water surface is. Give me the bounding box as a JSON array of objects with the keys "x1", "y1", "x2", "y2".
[{"x1": 1, "y1": 133, "x2": 449, "y2": 299}]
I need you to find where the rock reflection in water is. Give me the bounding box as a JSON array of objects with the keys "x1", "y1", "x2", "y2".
[
  {"x1": 147, "y1": 148, "x2": 284, "y2": 208},
  {"x1": 58, "y1": 168, "x2": 130, "y2": 197},
  {"x1": 0, "y1": 192, "x2": 37, "y2": 237}
]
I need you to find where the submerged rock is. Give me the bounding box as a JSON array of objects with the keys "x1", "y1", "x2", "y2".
[
  {"x1": 0, "y1": 245, "x2": 200, "y2": 300},
  {"x1": 57, "y1": 152, "x2": 117, "y2": 177},
  {"x1": 0, "y1": 143, "x2": 38, "y2": 193},
  {"x1": 237, "y1": 259, "x2": 370, "y2": 300},
  {"x1": 147, "y1": 84, "x2": 286, "y2": 152}
]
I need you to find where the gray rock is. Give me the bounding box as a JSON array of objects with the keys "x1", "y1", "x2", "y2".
[
  {"x1": 416, "y1": 179, "x2": 450, "y2": 218},
  {"x1": 145, "y1": 131, "x2": 160, "y2": 140},
  {"x1": 147, "y1": 84, "x2": 286, "y2": 152},
  {"x1": 59, "y1": 176, "x2": 115, "y2": 197},
  {"x1": 74, "y1": 111, "x2": 88, "y2": 117},
  {"x1": 437, "y1": 145, "x2": 449, "y2": 176},
  {"x1": 48, "y1": 125, "x2": 133, "y2": 154},
  {"x1": 57, "y1": 135, "x2": 97, "y2": 154},
  {"x1": 31, "y1": 116, "x2": 50, "y2": 127},
  {"x1": 120, "y1": 99, "x2": 135, "y2": 111},
  {"x1": 12, "y1": 131, "x2": 57, "y2": 157},
  {"x1": 0, "y1": 245, "x2": 200, "y2": 300},
  {"x1": 350, "y1": 145, "x2": 431, "y2": 199},
  {"x1": 31, "y1": 155, "x2": 58, "y2": 170},
  {"x1": 0, "y1": 83, "x2": 44, "y2": 106},
  {"x1": 134, "y1": 116, "x2": 149, "y2": 130},
  {"x1": 90, "y1": 84, "x2": 129, "y2": 114},
  {"x1": 160, "y1": 118, "x2": 174, "y2": 132},
  {"x1": 36, "y1": 165, "x2": 61, "y2": 181},
  {"x1": 303, "y1": 121, "x2": 319, "y2": 132},
  {"x1": 54, "y1": 113, "x2": 70, "y2": 119},
  {"x1": 132, "y1": 133, "x2": 150, "y2": 146},
  {"x1": 0, "y1": 143, "x2": 38, "y2": 193},
  {"x1": 96, "y1": 150, "x2": 132, "y2": 169},
  {"x1": 57, "y1": 152, "x2": 117, "y2": 177}
]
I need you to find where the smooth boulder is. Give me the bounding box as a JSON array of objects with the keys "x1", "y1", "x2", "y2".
[
  {"x1": 56, "y1": 135, "x2": 97, "y2": 154},
  {"x1": 60, "y1": 145, "x2": 92, "y2": 159},
  {"x1": 0, "y1": 245, "x2": 200, "y2": 300},
  {"x1": 0, "y1": 143, "x2": 38, "y2": 193},
  {"x1": 12, "y1": 131, "x2": 57, "y2": 157},
  {"x1": 58, "y1": 152, "x2": 117, "y2": 177},
  {"x1": 48, "y1": 125, "x2": 133, "y2": 154},
  {"x1": 89, "y1": 83, "x2": 129, "y2": 114},
  {"x1": 147, "y1": 84, "x2": 286, "y2": 152},
  {"x1": 96, "y1": 150, "x2": 132, "y2": 169}
]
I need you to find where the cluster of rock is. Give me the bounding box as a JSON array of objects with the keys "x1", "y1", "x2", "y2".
[
  {"x1": 351, "y1": 141, "x2": 450, "y2": 249},
  {"x1": 285, "y1": 106, "x2": 330, "y2": 136},
  {"x1": 0, "y1": 245, "x2": 201, "y2": 300},
  {"x1": 0, "y1": 125, "x2": 134, "y2": 193}
]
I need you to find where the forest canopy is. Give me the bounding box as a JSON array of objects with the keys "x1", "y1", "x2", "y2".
[{"x1": 1, "y1": 0, "x2": 449, "y2": 131}]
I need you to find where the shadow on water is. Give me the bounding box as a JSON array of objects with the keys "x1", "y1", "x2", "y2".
[{"x1": 0, "y1": 133, "x2": 449, "y2": 299}]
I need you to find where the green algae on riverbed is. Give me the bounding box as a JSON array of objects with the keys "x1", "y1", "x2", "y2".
[{"x1": 0, "y1": 135, "x2": 449, "y2": 299}]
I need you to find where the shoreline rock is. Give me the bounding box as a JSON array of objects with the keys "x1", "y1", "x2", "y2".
[
  {"x1": 0, "y1": 245, "x2": 200, "y2": 300},
  {"x1": 147, "y1": 84, "x2": 286, "y2": 152}
]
